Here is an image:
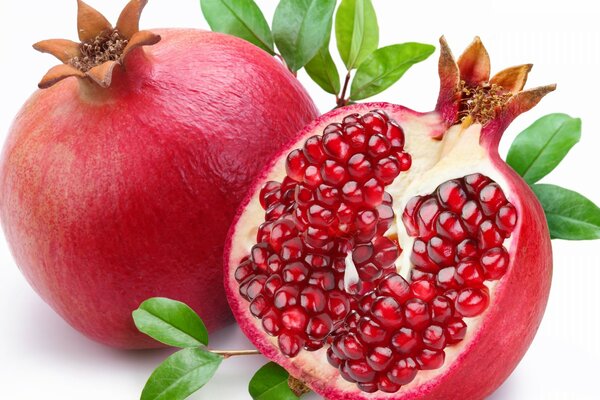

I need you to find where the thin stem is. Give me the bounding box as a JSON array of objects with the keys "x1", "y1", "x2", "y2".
[
  {"x1": 210, "y1": 349, "x2": 262, "y2": 359},
  {"x1": 337, "y1": 71, "x2": 352, "y2": 107}
]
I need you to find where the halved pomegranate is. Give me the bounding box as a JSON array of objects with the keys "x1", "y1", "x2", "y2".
[{"x1": 224, "y1": 37, "x2": 554, "y2": 399}]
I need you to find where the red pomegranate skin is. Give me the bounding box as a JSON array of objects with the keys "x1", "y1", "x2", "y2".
[{"x1": 0, "y1": 29, "x2": 318, "y2": 349}]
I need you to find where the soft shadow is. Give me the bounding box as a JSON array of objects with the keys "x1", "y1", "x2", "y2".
[{"x1": 487, "y1": 374, "x2": 522, "y2": 400}]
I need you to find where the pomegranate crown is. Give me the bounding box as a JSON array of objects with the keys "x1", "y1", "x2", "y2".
[
  {"x1": 436, "y1": 36, "x2": 556, "y2": 131},
  {"x1": 33, "y1": 0, "x2": 160, "y2": 89}
]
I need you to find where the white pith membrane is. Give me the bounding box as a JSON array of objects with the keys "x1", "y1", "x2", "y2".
[{"x1": 226, "y1": 103, "x2": 519, "y2": 397}]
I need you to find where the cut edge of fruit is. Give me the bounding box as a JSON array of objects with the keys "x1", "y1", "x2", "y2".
[{"x1": 224, "y1": 102, "x2": 523, "y2": 398}]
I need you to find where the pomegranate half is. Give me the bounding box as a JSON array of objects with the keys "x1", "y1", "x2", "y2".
[
  {"x1": 225, "y1": 37, "x2": 553, "y2": 398},
  {"x1": 0, "y1": 0, "x2": 318, "y2": 348}
]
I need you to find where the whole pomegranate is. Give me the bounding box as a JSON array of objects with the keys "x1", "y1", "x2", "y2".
[
  {"x1": 0, "y1": 0, "x2": 317, "y2": 349},
  {"x1": 224, "y1": 37, "x2": 554, "y2": 398}
]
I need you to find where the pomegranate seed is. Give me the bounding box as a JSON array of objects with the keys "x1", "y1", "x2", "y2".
[
  {"x1": 397, "y1": 152, "x2": 412, "y2": 171},
  {"x1": 445, "y1": 318, "x2": 467, "y2": 343},
  {"x1": 456, "y1": 238, "x2": 479, "y2": 260},
  {"x1": 328, "y1": 291, "x2": 351, "y2": 321},
  {"x1": 410, "y1": 280, "x2": 436, "y2": 302},
  {"x1": 417, "y1": 349, "x2": 445, "y2": 370},
  {"x1": 273, "y1": 285, "x2": 299, "y2": 309},
  {"x1": 477, "y1": 220, "x2": 503, "y2": 249},
  {"x1": 410, "y1": 239, "x2": 439, "y2": 272},
  {"x1": 343, "y1": 113, "x2": 361, "y2": 125},
  {"x1": 347, "y1": 153, "x2": 372, "y2": 182},
  {"x1": 262, "y1": 309, "x2": 281, "y2": 335},
  {"x1": 303, "y1": 165, "x2": 322, "y2": 187},
  {"x1": 308, "y1": 270, "x2": 336, "y2": 291},
  {"x1": 357, "y1": 383, "x2": 378, "y2": 393},
  {"x1": 427, "y1": 236, "x2": 456, "y2": 266},
  {"x1": 294, "y1": 183, "x2": 313, "y2": 207},
  {"x1": 305, "y1": 253, "x2": 330, "y2": 269},
  {"x1": 367, "y1": 134, "x2": 391, "y2": 158},
  {"x1": 234, "y1": 260, "x2": 253, "y2": 282},
  {"x1": 281, "y1": 306, "x2": 309, "y2": 332},
  {"x1": 404, "y1": 298, "x2": 430, "y2": 330},
  {"x1": 357, "y1": 318, "x2": 387, "y2": 344},
  {"x1": 372, "y1": 237, "x2": 400, "y2": 268},
  {"x1": 436, "y1": 211, "x2": 468, "y2": 242},
  {"x1": 244, "y1": 275, "x2": 266, "y2": 300},
  {"x1": 385, "y1": 122, "x2": 405, "y2": 148},
  {"x1": 461, "y1": 200, "x2": 484, "y2": 233},
  {"x1": 370, "y1": 297, "x2": 404, "y2": 329},
  {"x1": 387, "y1": 357, "x2": 418, "y2": 385},
  {"x1": 280, "y1": 237, "x2": 303, "y2": 261},
  {"x1": 464, "y1": 173, "x2": 491, "y2": 195},
  {"x1": 479, "y1": 183, "x2": 507, "y2": 215},
  {"x1": 361, "y1": 112, "x2": 387, "y2": 134},
  {"x1": 315, "y1": 184, "x2": 340, "y2": 207},
  {"x1": 436, "y1": 266, "x2": 462, "y2": 290},
  {"x1": 302, "y1": 135, "x2": 326, "y2": 163},
  {"x1": 306, "y1": 313, "x2": 333, "y2": 340},
  {"x1": 422, "y1": 324, "x2": 446, "y2": 350},
  {"x1": 374, "y1": 157, "x2": 401, "y2": 185},
  {"x1": 278, "y1": 331, "x2": 304, "y2": 357},
  {"x1": 430, "y1": 296, "x2": 453, "y2": 324},
  {"x1": 371, "y1": 109, "x2": 390, "y2": 123},
  {"x1": 286, "y1": 149, "x2": 308, "y2": 182},
  {"x1": 377, "y1": 374, "x2": 401, "y2": 393},
  {"x1": 323, "y1": 131, "x2": 351, "y2": 161},
  {"x1": 378, "y1": 274, "x2": 411, "y2": 303},
  {"x1": 249, "y1": 295, "x2": 269, "y2": 317},
  {"x1": 344, "y1": 124, "x2": 368, "y2": 151},
  {"x1": 339, "y1": 332, "x2": 366, "y2": 360},
  {"x1": 304, "y1": 226, "x2": 331, "y2": 249},
  {"x1": 347, "y1": 360, "x2": 376, "y2": 383},
  {"x1": 257, "y1": 221, "x2": 272, "y2": 242},
  {"x1": 411, "y1": 269, "x2": 435, "y2": 282},
  {"x1": 363, "y1": 178, "x2": 384, "y2": 206},
  {"x1": 359, "y1": 291, "x2": 377, "y2": 313},
  {"x1": 456, "y1": 287, "x2": 489, "y2": 317},
  {"x1": 307, "y1": 204, "x2": 334, "y2": 227},
  {"x1": 300, "y1": 286, "x2": 327, "y2": 313},
  {"x1": 496, "y1": 203, "x2": 518, "y2": 232},
  {"x1": 321, "y1": 159, "x2": 347, "y2": 186},
  {"x1": 391, "y1": 327, "x2": 420, "y2": 354},
  {"x1": 264, "y1": 274, "x2": 283, "y2": 297},
  {"x1": 259, "y1": 181, "x2": 280, "y2": 209},
  {"x1": 402, "y1": 196, "x2": 424, "y2": 236},
  {"x1": 480, "y1": 246, "x2": 509, "y2": 279},
  {"x1": 416, "y1": 197, "x2": 442, "y2": 238},
  {"x1": 456, "y1": 259, "x2": 485, "y2": 286},
  {"x1": 269, "y1": 219, "x2": 296, "y2": 252},
  {"x1": 327, "y1": 347, "x2": 342, "y2": 367},
  {"x1": 366, "y1": 346, "x2": 394, "y2": 371},
  {"x1": 282, "y1": 261, "x2": 309, "y2": 283},
  {"x1": 437, "y1": 180, "x2": 468, "y2": 213},
  {"x1": 341, "y1": 181, "x2": 364, "y2": 204},
  {"x1": 357, "y1": 262, "x2": 382, "y2": 282},
  {"x1": 265, "y1": 203, "x2": 286, "y2": 221},
  {"x1": 339, "y1": 362, "x2": 357, "y2": 383}
]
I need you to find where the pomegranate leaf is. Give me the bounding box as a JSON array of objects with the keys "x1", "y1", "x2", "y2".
[
  {"x1": 335, "y1": 0, "x2": 379, "y2": 70},
  {"x1": 249, "y1": 362, "x2": 301, "y2": 400},
  {"x1": 350, "y1": 43, "x2": 435, "y2": 100},
  {"x1": 133, "y1": 297, "x2": 209, "y2": 348},
  {"x1": 507, "y1": 113, "x2": 581, "y2": 184},
  {"x1": 305, "y1": 42, "x2": 341, "y2": 95},
  {"x1": 272, "y1": 0, "x2": 337, "y2": 73},
  {"x1": 200, "y1": 0, "x2": 275, "y2": 54},
  {"x1": 141, "y1": 348, "x2": 222, "y2": 400},
  {"x1": 531, "y1": 184, "x2": 600, "y2": 240}
]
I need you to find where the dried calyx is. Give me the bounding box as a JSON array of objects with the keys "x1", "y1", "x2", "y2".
[{"x1": 33, "y1": 0, "x2": 160, "y2": 89}]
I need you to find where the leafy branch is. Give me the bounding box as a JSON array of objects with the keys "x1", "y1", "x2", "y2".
[{"x1": 200, "y1": 0, "x2": 434, "y2": 108}]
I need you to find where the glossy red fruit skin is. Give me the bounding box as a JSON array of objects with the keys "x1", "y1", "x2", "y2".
[
  {"x1": 224, "y1": 102, "x2": 552, "y2": 400},
  {"x1": 0, "y1": 30, "x2": 318, "y2": 349}
]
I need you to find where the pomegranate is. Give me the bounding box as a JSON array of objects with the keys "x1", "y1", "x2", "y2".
[
  {"x1": 225, "y1": 37, "x2": 554, "y2": 398},
  {"x1": 0, "y1": 0, "x2": 317, "y2": 349}
]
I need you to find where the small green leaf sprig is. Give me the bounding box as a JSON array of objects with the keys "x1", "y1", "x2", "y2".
[
  {"x1": 200, "y1": 0, "x2": 435, "y2": 107},
  {"x1": 506, "y1": 114, "x2": 600, "y2": 239}
]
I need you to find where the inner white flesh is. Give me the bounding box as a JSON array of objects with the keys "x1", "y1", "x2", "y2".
[{"x1": 230, "y1": 110, "x2": 514, "y2": 395}]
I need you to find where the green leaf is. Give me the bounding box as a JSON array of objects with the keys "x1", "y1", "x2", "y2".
[
  {"x1": 133, "y1": 297, "x2": 208, "y2": 348},
  {"x1": 335, "y1": 0, "x2": 379, "y2": 70},
  {"x1": 200, "y1": 0, "x2": 274, "y2": 54},
  {"x1": 506, "y1": 114, "x2": 581, "y2": 184},
  {"x1": 304, "y1": 43, "x2": 341, "y2": 95},
  {"x1": 272, "y1": 0, "x2": 337, "y2": 72},
  {"x1": 532, "y1": 184, "x2": 600, "y2": 240},
  {"x1": 249, "y1": 362, "x2": 299, "y2": 400},
  {"x1": 350, "y1": 43, "x2": 435, "y2": 100},
  {"x1": 141, "y1": 348, "x2": 222, "y2": 400}
]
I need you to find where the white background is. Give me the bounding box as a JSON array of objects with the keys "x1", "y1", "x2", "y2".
[{"x1": 1, "y1": 1, "x2": 599, "y2": 399}]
